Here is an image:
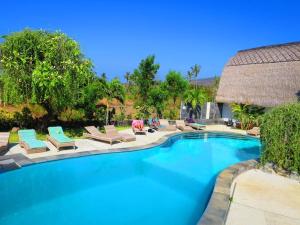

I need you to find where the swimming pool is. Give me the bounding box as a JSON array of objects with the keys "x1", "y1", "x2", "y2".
[{"x1": 0, "y1": 132, "x2": 260, "y2": 225}]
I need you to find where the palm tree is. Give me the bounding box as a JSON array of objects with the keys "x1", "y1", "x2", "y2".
[
  {"x1": 184, "y1": 88, "x2": 207, "y2": 119},
  {"x1": 104, "y1": 79, "x2": 125, "y2": 125},
  {"x1": 124, "y1": 72, "x2": 131, "y2": 83},
  {"x1": 187, "y1": 64, "x2": 201, "y2": 88},
  {"x1": 191, "y1": 64, "x2": 201, "y2": 79}
]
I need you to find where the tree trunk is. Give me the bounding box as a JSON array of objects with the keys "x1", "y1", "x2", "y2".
[{"x1": 106, "y1": 102, "x2": 109, "y2": 125}]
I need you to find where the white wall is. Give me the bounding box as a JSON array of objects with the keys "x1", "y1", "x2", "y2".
[{"x1": 221, "y1": 103, "x2": 233, "y2": 120}]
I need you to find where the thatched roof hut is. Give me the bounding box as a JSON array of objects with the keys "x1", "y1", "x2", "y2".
[{"x1": 216, "y1": 42, "x2": 300, "y2": 107}]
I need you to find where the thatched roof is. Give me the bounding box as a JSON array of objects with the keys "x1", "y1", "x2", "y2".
[
  {"x1": 216, "y1": 42, "x2": 300, "y2": 107},
  {"x1": 190, "y1": 77, "x2": 219, "y2": 87}
]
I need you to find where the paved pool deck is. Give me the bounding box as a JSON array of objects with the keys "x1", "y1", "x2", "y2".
[
  {"x1": 5, "y1": 125, "x2": 246, "y2": 159},
  {"x1": 203, "y1": 124, "x2": 247, "y2": 135},
  {"x1": 6, "y1": 128, "x2": 181, "y2": 159},
  {"x1": 226, "y1": 169, "x2": 300, "y2": 225}
]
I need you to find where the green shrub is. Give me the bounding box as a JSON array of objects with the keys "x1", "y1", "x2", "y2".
[
  {"x1": 134, "y1": 105, "x2": 152, "y2": 119},
  {"x1": 94, "y1": 106, "x2": 106, "y2": 123},
  {"x1": 260, "y1": 103, "x2": 300, "y2": 173},
  {"x1": 0, "y1": 110, "x2": 14, "y2": 130},
  {"x1": 163, "y1": 109, "x2": 178, "y2": 120},
  {"x1": 13, "y1": 107, "x2": 34, "y2": 128},
  {"x1": 58, "y1": 108, "x2": 85, "y2": 122},
  {"x1": 231, "y1": 103, "x2": 265, "y2": 130},
  {"x1": 27, "y1": 104, "x2": 47, "y2": 119},
  {"x1": 113, "y1": 112, "x2": 126, "y2": 122}
]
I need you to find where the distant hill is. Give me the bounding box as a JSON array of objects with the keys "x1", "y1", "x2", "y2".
[{"x1": 190, "y1": 77, "x2": 219, "y2": 87}]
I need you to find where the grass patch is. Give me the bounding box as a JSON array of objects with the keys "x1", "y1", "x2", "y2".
[
  {"x1": 8, "y1": 126, "x2": 131, "y2": 143},
  {"x1": 115, "y1": 126, "x2": 131, "y2": 131},
  {"x1": 9, "y1": 131, "x2": 47, "y2": 143}
]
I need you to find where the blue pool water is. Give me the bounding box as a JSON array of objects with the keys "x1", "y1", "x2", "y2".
[{"x1": 0, "y1": 132, "x2": 260, "y2": 225}]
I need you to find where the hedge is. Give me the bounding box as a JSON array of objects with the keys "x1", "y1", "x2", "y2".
[{"x1": 260, "y1": 103, "x2": 300, "y2": 173}]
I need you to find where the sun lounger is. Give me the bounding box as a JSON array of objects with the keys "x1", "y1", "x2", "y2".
[
  {"x1": 104, "y1": 125, "x2": 136, "y2": 142},
  {"x1": 148, "y1": 118, "x2": 160, "y2": 130},
  {"x1": 147, "y1": 118, "x2": 157, "y2": 129},
  {"x1": 0, "y1": 132, "x2": 10, "y2": 152},
  {"x1": 247, "y1": 127, "x2": 260, "y2": 136},
  {"x1": 84, "y1": 126, "x2": 122, "y2": 145},
  {"x1": 159, "y1": 119, "x2": 177, "y2": 131},
  {"x1": 148, "y1": 118, "x2": 162, "y2": 130},
  {"x1": 187, "y1": 123, "x2": 206, "y2": 130},
  {"x1": 47, "y1": 126, "x2": 76, "y2": 150},
  {"x1": 175, "y1": 120, "x2": 194, "y2": 131},
  {"x1": 132, "y1": 120, "x2": 147, "y2": 135},
  {"x1": 18, "y1": 129, "x2": 47, "y2": 154}
]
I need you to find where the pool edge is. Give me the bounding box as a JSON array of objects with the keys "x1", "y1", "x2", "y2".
[
  {"x1": 1, "y1": 131, "x2": 196, "y2": 168},
  {"x1": 2, "y1": 131, "x2": 258, "y2": 167},
  {"x1": 197, "y1": 159, "x2": 259, "y2": 225}
]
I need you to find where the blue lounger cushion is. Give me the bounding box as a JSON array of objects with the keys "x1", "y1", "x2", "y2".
[
  {"x1": 48, "y1": 126, "x2": 73, "y2": 143},
  {"x1": 18, "y1": 129, "x2": 47, "y2": 149}
]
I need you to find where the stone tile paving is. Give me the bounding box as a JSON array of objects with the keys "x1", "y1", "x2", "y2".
[
  {"x1": 5, "y1": 128, "x2": 181, "y2": 159},
  {"x1": 226, "y1": 169, "x2": 300, "y2": 225},
  {"x1": 198, "y1": 160, "x2": 258, "y2": 225}
]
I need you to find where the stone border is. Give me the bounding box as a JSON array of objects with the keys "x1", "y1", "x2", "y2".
[
  {"x1": 0, "y1": 158, "x2": 21, "y2": 172},
  {"x1": 197, "y1": 159, "x2": 259, "y2": 225}
]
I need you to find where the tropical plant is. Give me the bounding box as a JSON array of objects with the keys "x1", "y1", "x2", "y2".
[
  {"x1": 260, "y1": 103, "x2": 300, "y2": 173},
  {"x1": 0, "y1": 73, "x2": 4, "y2": 105},
  {"x1": 13, "y1": 107, "x2": 34, "y2": 128},
  {"x1": 58, "y1": 108, "x2": 85, "y2": 122},
  {"x1": 163, "y1": 71, "x2": 188, "y2": 106},
  {"x1": 0, "y1": 29, "x2": 96, "y2": 117},
  {"x1": 112, "y1": 106, "x2": 126, "y2": 124},
  {"x1": 129, "y1": 55, "x2": 160, "y2": 104},
  {"x1": 79, "y1": 77, "x2": 106, "y2": 120},
  {"x1": 124, "y1": 72, "x2": 131, "y2": 84},
  {"x1": 187, "y1": 64, "x2": 201, "y2": 83},
  {"x1": 134, "y1": 105, "x2": 153, "y2": 119},
  {"x1": 184, "y1": 88, "x2": 207, "y2": 109},
  {"x1": 184, "y1": 88, "x2": 207, "y2": 118},
  {"x1": 103, "y1": 78, "x2": 125, "y2": 125},
  {"x1": 147, "y1": 84, "x2": 168, "y2": 118},
  {"x1": 0, "y1": 110, "x2": 14, "y2": 130},
  {"x1": 26, "y1": 104, "x2": 48, "y2": 119},
  {"x1": 94, "y1": 106, "x2": 106, "y2": 124},
  {"x1": 231, "y1": 103, "x2": 264, "y2": 129}
]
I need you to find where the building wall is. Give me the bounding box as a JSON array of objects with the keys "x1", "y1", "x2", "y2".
[
  {"x1": 220, "y1": 103, "x2": 233, "y2": 119},
  {"x1": 180, "y1": 102, "x2": 222, "y2": 120}
]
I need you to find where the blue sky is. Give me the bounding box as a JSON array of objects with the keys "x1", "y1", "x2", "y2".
[{"x1": 1, "y1": 0, "x2": 299, "y2": 81}]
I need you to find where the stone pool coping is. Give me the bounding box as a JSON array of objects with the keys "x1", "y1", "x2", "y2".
[
  {"x1": 197, "y1": 159, "x2": 259, "y2": 225},
  {"x1": 0, "y1": 130, "x2": 260, "y2": 224}
]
